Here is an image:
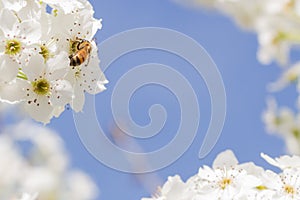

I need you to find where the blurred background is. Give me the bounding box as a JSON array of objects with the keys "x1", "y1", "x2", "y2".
[{"x1": 19, "y1": 0, "x2": 297, "y2": 199}]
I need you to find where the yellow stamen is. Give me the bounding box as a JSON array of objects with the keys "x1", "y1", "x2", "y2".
[{"x1": 220, "y1": 178, "x2": 232, "y2": 190}]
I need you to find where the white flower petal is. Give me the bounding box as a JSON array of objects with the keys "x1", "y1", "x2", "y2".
[
  {"x1": 2, "y1": 0, "x2": 27, "y2": 12},
  {"x1": 213, "y1": 149, "x2": 239, "y2": 169},
  {"x1": 0, "y1": 54, "x2": 19, "y2": 82},
  {"x1": 0, "y1": 79, "x2": 25, "y2": 103},
  {"x1": 42, "y1": 0, "x2": 85, "y2": 14},
  {"x1": 66, "y1": 171, "x2": 98, "y2": 200},
  {"x1": 23, "y1": 55, "x2": 45, "y2": 81},
  {"x1": 52, "y1": 106, "x2": 65, "y2": 118},
  {"x1": 261, "y1": 153, "x2": 300, "y2": 170},
  {"x1": 0, "y1": 8, "x2": 18, "y2": 34},
  {"x1": 47, "y1": 51, "x2": 69, "y2": 79},
  {"x1": 50, "y1": 79, "x2": 73, "y2": 106},
  {"x1": 71, "y1": 84, "x2": 85, "y2": 112},
  {"x1": 163, "y1": 175, "x2": 186, "y2": 199},
  {"x1": 23, "y1": 97, "x2": 54, "y2": 124},
  {"x1": 19, "y1": 19, "x2": 42, "y2": 44}
]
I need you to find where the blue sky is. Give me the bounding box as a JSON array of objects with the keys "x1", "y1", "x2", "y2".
[{"x1": 48, "y1": 1, "x2": 296, "y2": 199}]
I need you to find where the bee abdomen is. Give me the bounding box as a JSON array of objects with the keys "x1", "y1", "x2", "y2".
[{"x1": 70, "y1": 53, "x2": 86, "y2": 66}]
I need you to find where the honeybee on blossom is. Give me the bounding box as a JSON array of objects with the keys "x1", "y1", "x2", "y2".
[{"x1": 69, "y1": 38, "x2": 92, "y2": 67}]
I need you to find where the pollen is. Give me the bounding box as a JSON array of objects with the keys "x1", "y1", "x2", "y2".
[
  {"x1": 272, "y1": 32, "x2": 286, "y2": 44},
  {"x1": 53, "y1": 9, "x2": 58, "y2": 16},
  {"x1": 74, "y1": 67, "x2": 81, "y2": 79},
  {"x1": 32, "y1": 78, "x2": 50, "y2": 96},
  {"x1": 284, "y1": 0, "x2": 295, "y2": 12},
  {"x1": 39, "y1": 45, "x2": 50, "y2": 61},
  {"x1": 219, "y1": 178, "x2": 232, "y2": 190},
  {"x1": 152, "y1": 187, "x2": 162, "y2": 198},
  {"x1": 284, "y1": 185, "x2": 295, "y2": 195},
  {"x1": 292, "y1": 128, "x2": 300, "y2": 139},
  {"x1": 5, "y1": 39, "x2": 22, "y2": 55},
  {"x1": 256, "y1": 185, "x2": 267, "y2": 190},
  {"x1": 274, "y1": 117, "x2": 282, "y2": 126},
  {"x1": 69, "y1": 39, "x2": 80, "y2": 55},
  {"x1": 287, "y1": 72, "x2": 298, "y2": 83}
]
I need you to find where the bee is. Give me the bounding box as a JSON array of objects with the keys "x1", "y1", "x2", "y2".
[{"x1": 69, "y1": 39, "x2": 92, "y2": 67}]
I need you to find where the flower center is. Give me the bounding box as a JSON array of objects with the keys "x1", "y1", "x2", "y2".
[
  {"x1": 284, "y1": 185, "x2": 295, "y2": 195},
  {"x1": 39, "y1": 45, "x2": 50, "y2": 61},
  {"x1": 287, "y1": 72, "x2": 298, "y2": 83},
  {"x1": 292, "y1": 128, "x2": 300, "y2": 139},
  {"x1": 285, "y1": 0, "x2": 295, "y2": 11},
  {"x1": 32, "y1": 78, "x2": 50, "y2": 96},
  {"x1": 274, "y1": 117, "x2": 282, "y2": 126},
  {"x1": 273, "y1": 31, "x2": 300, "y2": 44},
  {"x1": 272, "y1": 32, "x2": 286, "y2": 44},
  {"x1": 220, "y1": 178, "x2": 232, "y2": 190},
  {"x1": 5, "y1": 39, "x2": 22, "y2": 55}
]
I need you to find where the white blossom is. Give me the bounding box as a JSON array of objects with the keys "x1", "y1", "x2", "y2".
[
  {"x1": 181, "y1": 0, "x2": 300, "y2": 66},
  {"x1": 142, "y1": 150, "x2": 300, "y2": 199},
  {"x1": 66, "y1": 43, "x2": 108, "y2": 112},
  {"x1": 176, "y1": 0, "x2": 300, "y2": 158},
  {"x1": 261, "y1": 153, "x2": 300, "y2": 170},
  {"x1": 190, "y1": 150, "x2": 261, "y2": 200},
  {"x1": 0, "y1": 120, "x2": 99, "y2": 199},
  {"x1": 0, "y1": 0, "x2": 107, "y2": 124},
  {"x1": 263, "y1": 169, "x2": 300, "y2": 199},
  {"x1": 268, "y1": 62, "x2": 300, "y2": 91},
  {"x1": 262, "y1": 98, "x2": 300, "y2": 154},
  {"x1": 0, "y1": 8, "x2": 41, "y2": 63},
  {"x1": 16, "y1": 53, "x2": 72, "y2": 124}
]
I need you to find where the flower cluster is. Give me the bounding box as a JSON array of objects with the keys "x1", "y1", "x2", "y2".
[
  {"x1": 183, "y1": 0, "x2": 300, "y2": 66},
  {"x1": 178, "y1": 0, "x2": 300, "y2": 154},
  {"x1": 142, "y1": 150, "x2": 300, "y2": 200},
  {"x1": 263, "y1": 98, "x2": 300, "y2": 155},
  {"x1": 1, "y1": 120, "x2": 98, "y2": 200},
  {"x1": 0, "y1": 0, "x2": 108, "y2": 124}
]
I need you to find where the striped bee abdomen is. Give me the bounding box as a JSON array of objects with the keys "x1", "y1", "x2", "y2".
[
  {"x1": 69, "y1": 39, "x2": 92, "y2": 67},
  {"x1": 70, "y1": 51, "x2": 86, "y2": 66}
]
